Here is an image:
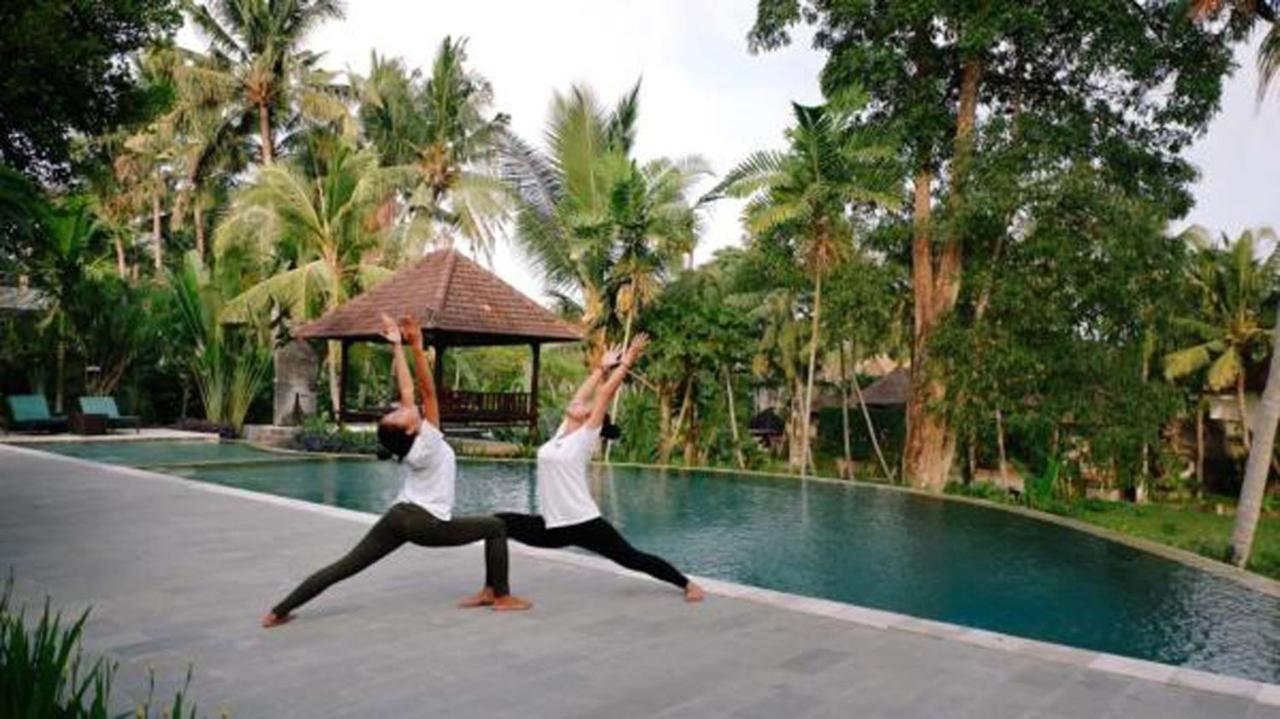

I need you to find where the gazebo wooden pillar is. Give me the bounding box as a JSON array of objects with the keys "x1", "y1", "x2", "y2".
[
  {"x1": 296, "y1": 249, "x2": 581, "y2": 433},
  {"x1": 529, "y1": 342, "x2": 541, "y2": 438}
]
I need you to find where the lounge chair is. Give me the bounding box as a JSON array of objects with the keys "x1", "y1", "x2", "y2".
[
  {"x1": 77, "y1": 396, "x2": 141, "y2": 433},
  {"x1": 3, "y1": 394, "x2": 68, "y2": 433}
]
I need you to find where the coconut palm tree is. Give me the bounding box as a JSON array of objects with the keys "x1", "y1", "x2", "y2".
[
  {"x1": 714, "y1": 102, "x2": 897, "y2": 475},
  {"x1": 1164, "y1": 228, "x2": 1279, "y2": 451},
  {"x1": 353, "y1": 38, "x2": 511, "y2": 263},
  {"x1": 34, "y1": 199, "x2": 113, "y2": 412},
  {"x1": 177, "y1": 0, "x2": 348, "y2": 165},
  {"x1": 1232, "y1": 310, "x2": 1280, "y2": 567},
  {"x1": 215, "y1": 140, "x2": 395, "y2": 412},
  {"x1": 502, "y1": 83, "x2": 706, "y2": 359},
  {"x1": 151, "y1": 47, "x2": 251, "y2": 263},
  {"x1": 114, "y1": 125, "x2": 175, "y2": 274}
]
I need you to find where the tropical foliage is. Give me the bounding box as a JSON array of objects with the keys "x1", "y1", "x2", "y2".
[
  {"x1": 503, "y1": 84, "x2": 707, "y2": 357},
  {"x1": 354, "y1": 38, "x2": 511, "y2": 262},
  {"x1": 0, "y1": 0, "x2": 1276, "y2": 572}
]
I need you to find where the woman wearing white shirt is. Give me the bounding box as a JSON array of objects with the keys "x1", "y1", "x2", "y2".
[
  {"x1": 262, "y1": 315, "x2": 532, "y2": 627},
  {"x1": 498, "y1": 334, "x2": 705, "y2": 602}
]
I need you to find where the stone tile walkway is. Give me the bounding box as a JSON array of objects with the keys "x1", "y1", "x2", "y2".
[{"x1": 0, "y1": 445, "x2": 1275, "y2": 718}]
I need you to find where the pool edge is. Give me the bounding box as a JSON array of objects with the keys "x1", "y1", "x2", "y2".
[
  {"x1": 3, "y1": 442, "x2": 1277, "y2": 706},
  {"x1": 235, "y1": 440, "x2": 1280, "y2": 601}
]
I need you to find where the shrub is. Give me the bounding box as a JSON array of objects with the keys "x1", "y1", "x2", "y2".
[
  {"x1": 0, "y1": 575, "x2": 202, "y2": 718},
  {"x1": 292, "y1": 415, "x2": 378, "y2": 455}
]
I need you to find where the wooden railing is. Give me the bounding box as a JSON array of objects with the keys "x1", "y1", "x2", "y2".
[
  {"x1": 440, "y1": 390, "x2": 532, "y2": 422},
  {"x1": 341, "y1": 390, "x2": 533, "y2": 426}
]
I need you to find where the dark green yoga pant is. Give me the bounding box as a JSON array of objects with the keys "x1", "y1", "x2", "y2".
[
  {"x1": 495, "y1": 513, "x2": 689, "y2": 589},
  {"x1": 272, "y1": 502, "x2": 509, "y2": 616}
]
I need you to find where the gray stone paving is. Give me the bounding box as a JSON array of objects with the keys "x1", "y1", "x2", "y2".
[{"x1": 0, "y1": 444, "x2": 1276, "y2": 719}]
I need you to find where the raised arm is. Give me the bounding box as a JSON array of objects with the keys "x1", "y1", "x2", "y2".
[
  {"x1": 587, "y1": 334, "x2": 648, "y2": 428},
  {"x1": 400, "y1": 317, "x2": 440, "y2": 428},
  {"x1": 379, "y1": 313, "x2": 415, "y2": 410},
  {"x1": 570, "y1": 346, "x2": 618, "y2": 407}
]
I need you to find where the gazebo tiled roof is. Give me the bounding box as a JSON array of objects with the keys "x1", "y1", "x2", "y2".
[{"x1": 294, "y1": 248, "x2": 581, "y2": 346}]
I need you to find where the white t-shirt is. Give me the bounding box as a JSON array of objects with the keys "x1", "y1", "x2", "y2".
[
  {"x1": 536, "y1": 422, "x2": 602, "y2": 528},
  {"x1": 394, "y1": 422, "x2": 455, "y2": 521}
]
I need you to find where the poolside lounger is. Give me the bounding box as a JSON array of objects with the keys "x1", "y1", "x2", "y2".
[
  {"x1": 3, "y1": 393, "x2": 68, "y2": 433},
  {"x1": 78, "y1": 396, "x2": 141, "y2": 433}
]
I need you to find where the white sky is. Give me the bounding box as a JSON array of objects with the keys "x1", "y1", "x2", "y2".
[{"x1": 182, "y1": 2, "x2": 1279, "y2": 301}]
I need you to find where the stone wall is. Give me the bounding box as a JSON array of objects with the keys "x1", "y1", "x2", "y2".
[{"x1": 273, "y1": 340, "x2": 318, "y2": 425}]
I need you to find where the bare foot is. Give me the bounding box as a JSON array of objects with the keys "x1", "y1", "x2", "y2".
[
  {"x1": 684, "y1": 583, "x2": 705, "y2": 603},
  {"x1": 260, "y1": 612, "x2": 293, "y2": 628},
  {"x1": 457, "y1": 587, "x2": 496, "y2": 608},
  {"x1": 491, "y1": 594, "x2": 533, "y2": 611}
]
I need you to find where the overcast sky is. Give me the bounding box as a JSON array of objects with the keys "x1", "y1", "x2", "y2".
[{"x1": 183, "y1": 2, "x2": 1279, "y2": 301}]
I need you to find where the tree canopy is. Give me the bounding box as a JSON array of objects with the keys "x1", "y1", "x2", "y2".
[{"x1": 0, "y1": 0, "x2": 180, "y2": 180}]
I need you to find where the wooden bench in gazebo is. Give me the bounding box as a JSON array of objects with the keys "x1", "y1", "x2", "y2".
[{"x1": 294, "y1": 249, "x2": 581, "y2": 434}]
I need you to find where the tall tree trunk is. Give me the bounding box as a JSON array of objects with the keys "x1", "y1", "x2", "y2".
[
  {"x1": 1230, "y1": 313, "x2": 1280, "y2": 568},
  {"x1": 1137, "y1": 323, "x2": 1154, "y2": 503},
  {"x1": 658, "y1": 386, "x2": 674, "y2": 464},
  {"x1": 725, "y1": 366, "x2": 746, "y2": 470},
  {"x1": 1237, "y1": 371, "x2": 1252, "y2": 451},
  {"x1": 604, "y1": 308, "x2": 635, "y2": 463},
  {"x1": 1196, "y1": 401, "x2": 1205, "y2": 493},
  {"x1": 684, "y1": 403, "x2": 699, "y2": 466},
  {"x1": 327, "y1": 340, "x2": 342, "y2": 415},
  {"x1": 54, "y1": 315, "x2": 65, "y2": 413},
  {"x1": 965, "y1": 432, "x2": 977, "y2": 485},
  {"x1": 851, "y1": 354, "x2": 893, "y2": 482},
  {"x1": 194, "y1": 193, "x2": 206, "y2": 262},
  {"x1": 800, "y1": 272, "x2": 823, "y2": 477},
  {"x1": 258, "y1": 102, "x2": 274, "y2": 164},
  {"x1": 902, "y1": 59, "x2": 982, "y2": 492},
  {"x1": 151, "y1": 193, "x2": 163, "y2": 272},
  {"x1": 788, "y1": 377, "x2": 806, "y2": 470},
  {"x1": 671, "y1": 377, "x2": 694, "y2": 464},
  {"x1": 903, "y1": 167, "x2": 957, "y2": 490},
  {"x1": 113, "y1": 234, "x2": 127, "y2": 278},
  {"x1": 839, "y1": 343, "x2": 853, "y2": 472},
  {"x1": 996, "y1": 407, "x2": 1009, "y2": 486}
]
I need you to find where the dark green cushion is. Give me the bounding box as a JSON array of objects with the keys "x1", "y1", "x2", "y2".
[
  {"x1": 79, "y1": 396, "x2": 121, "y2": 419},
  {"x1": 7, "y1": 394, "x2": 52, "y2": 421}
]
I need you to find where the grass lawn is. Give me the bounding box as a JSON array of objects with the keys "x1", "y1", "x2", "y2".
[{"x1": 1065, "y1": 499, "x2": 1280, "y2": 581}]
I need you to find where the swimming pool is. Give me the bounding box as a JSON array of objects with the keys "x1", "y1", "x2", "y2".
[{"x1": 29, "y1": 440, "x2": 1280, "y2": 683}]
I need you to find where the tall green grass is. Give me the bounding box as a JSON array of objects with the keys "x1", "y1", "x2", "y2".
[{"x1": 0, "y1": 575, "x2": 205, "y2": 718}]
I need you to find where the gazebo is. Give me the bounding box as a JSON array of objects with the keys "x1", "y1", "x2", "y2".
[{"x1": 294, "y1": 248, "x2": 581, "y2": 432}]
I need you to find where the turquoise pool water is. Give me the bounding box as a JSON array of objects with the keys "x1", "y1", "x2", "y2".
[{"x1": 29, "y1": 440, "x2": 1280, "y2": 683}]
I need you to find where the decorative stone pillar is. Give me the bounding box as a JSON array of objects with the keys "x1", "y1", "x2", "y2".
[{"x1": 273, "y1": 339, "x2": 318, "y2": 425}]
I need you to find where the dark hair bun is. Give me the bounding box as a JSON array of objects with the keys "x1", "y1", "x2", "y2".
[
  {"x1": 376, "y1": 422, "x2": 414, "y2": 461},
  {"x1": 601, "y1": 414, "x2": 622, "y2": 441}
]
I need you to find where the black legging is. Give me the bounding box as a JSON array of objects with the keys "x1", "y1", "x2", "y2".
[
  {"x1": 272, "y1": 503, "x2": 509, "y2": 616},
  {"x1": 496, "y1": 513, "x2": 688, "y2": 589}
]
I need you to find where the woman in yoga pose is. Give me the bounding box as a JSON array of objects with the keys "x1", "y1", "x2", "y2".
[
  {"x1": 261, "y1": 314, "x2": 531, "y2": 627},
  {"x1": 498, "y1": 333, "x2": 704, "y2": 602}
]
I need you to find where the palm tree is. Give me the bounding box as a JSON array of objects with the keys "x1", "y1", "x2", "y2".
[
  {"x1": 151, "y1": 47, "x2": 250, "y2": 263},
  {"x1": 503, "y1": 83, "x2": 705, "y2": 359},
  {"x1": 215, "y1": 140, "x2": 395, "y2": 412},
  {"x1": 177, "y1": 0, "x2": 347, "y2": 165},
  {"x1": 715, "y1": 102, "x2": 897, "y2": 475},
  {"x1": 115, "y1": 124, "x2": 176, "y2": 274},
  {"x1": 34, "y1": 199, "x2": 113, "y2": 412},
  {"x1": 1232, "y1": 310, "x2": 1280, "y2": 567},
  {"x1": 1164, "y1": 228, "x2": 1278, "y2": 451},
  {"x1": 353, "y1": 38, "x2": 511, "y2": 263}
]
